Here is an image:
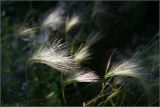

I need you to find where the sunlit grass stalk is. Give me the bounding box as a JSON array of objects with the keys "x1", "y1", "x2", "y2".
[{"x1": 85, "y1": 86, "x2": 121, "y2": 106}]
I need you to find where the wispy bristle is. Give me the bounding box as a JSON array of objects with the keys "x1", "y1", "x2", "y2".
[
  {"x1": 106, "y1": 60, "x2": 147, "y2": 79},
  {"x1": 71, "y1": 71, "x2": 99, "y2": 82},
  {"x1": 74, "y1": 46, "x2": 91, "y2": 63},
  {"x1": 74, "y1": 32, "x2": 103, "y2": 63},
  {"x1": 65, "y1": 15, "x2": 80, "y2": 32},
  {"x1": 86, "y1": 32, "x2": 103, "y2": 47}
]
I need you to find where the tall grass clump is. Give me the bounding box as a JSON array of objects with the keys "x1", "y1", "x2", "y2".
[
  {"x1": 84, "y1": 34, "x2": 159, "y2": 106},
  {"x1": 29, "y1": 39, "x2": 99, "y2": 83},
  {"x1": 8, "y1": 1, "x2": 158, "y2": 106}
]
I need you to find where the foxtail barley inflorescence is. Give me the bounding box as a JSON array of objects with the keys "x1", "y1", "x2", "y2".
[
  {"x1": 73, "y1": 71, "x2": 99, "y2": 82},
  {"x1": 30, "y1": 39, "x2": 78, "y2": 73},
  {"x1": 74, "y1": 32, "x2": 103, "y2": 63},
  {"x1": 105, "y1": 59, "x2": 147, "y2": 79},
  {"x1": 41, "y1": 3, "x2": 66, "y2": 31},
  {"x1": 65, "y1": 15, "x2": 81, "y2": 32},
  {"x1": 30, "y1": 39, "x2": 99, "y2": 83}
]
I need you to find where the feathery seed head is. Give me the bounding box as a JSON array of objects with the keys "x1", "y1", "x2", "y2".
[
  {"x1": 74, "y1": 32, "x2": 103, "y2": 63},
  {"x1": 65, "y1": 15, "x2": 80, "y2": 32},
  {"x1": 30, "y1": 40, "x2": 79, "y2": 73},
  {"x1": 86, "y1": 32, "x2": 103, "y2": 47},
  {"x1": 18, "y1": 25, "x2": 38, "y2": 41},
  {"x1": 69, "y1": 71, "x2": 99, "y2": 82},
  {"x1": 74, "y1": 46, "x2": 91, "y2": 63},
  {"x1": 106, "y1": 60, "x2": 146, "y2": 79},
  {"x1": 41, "y1": 5, "x2": 65, "y2": 31},
  {"x1": 30, "y1": 39, "x2": 100, "y2": 83}
]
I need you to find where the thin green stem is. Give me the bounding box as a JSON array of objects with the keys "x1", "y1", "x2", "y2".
[{"x1": 61, "y1": 74, "x2": 67, "y2": 105}]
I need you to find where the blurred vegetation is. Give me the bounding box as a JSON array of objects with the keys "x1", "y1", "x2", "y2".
[{"x1": 1, "y1": 1, "x2": 159, "y2": 106}]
